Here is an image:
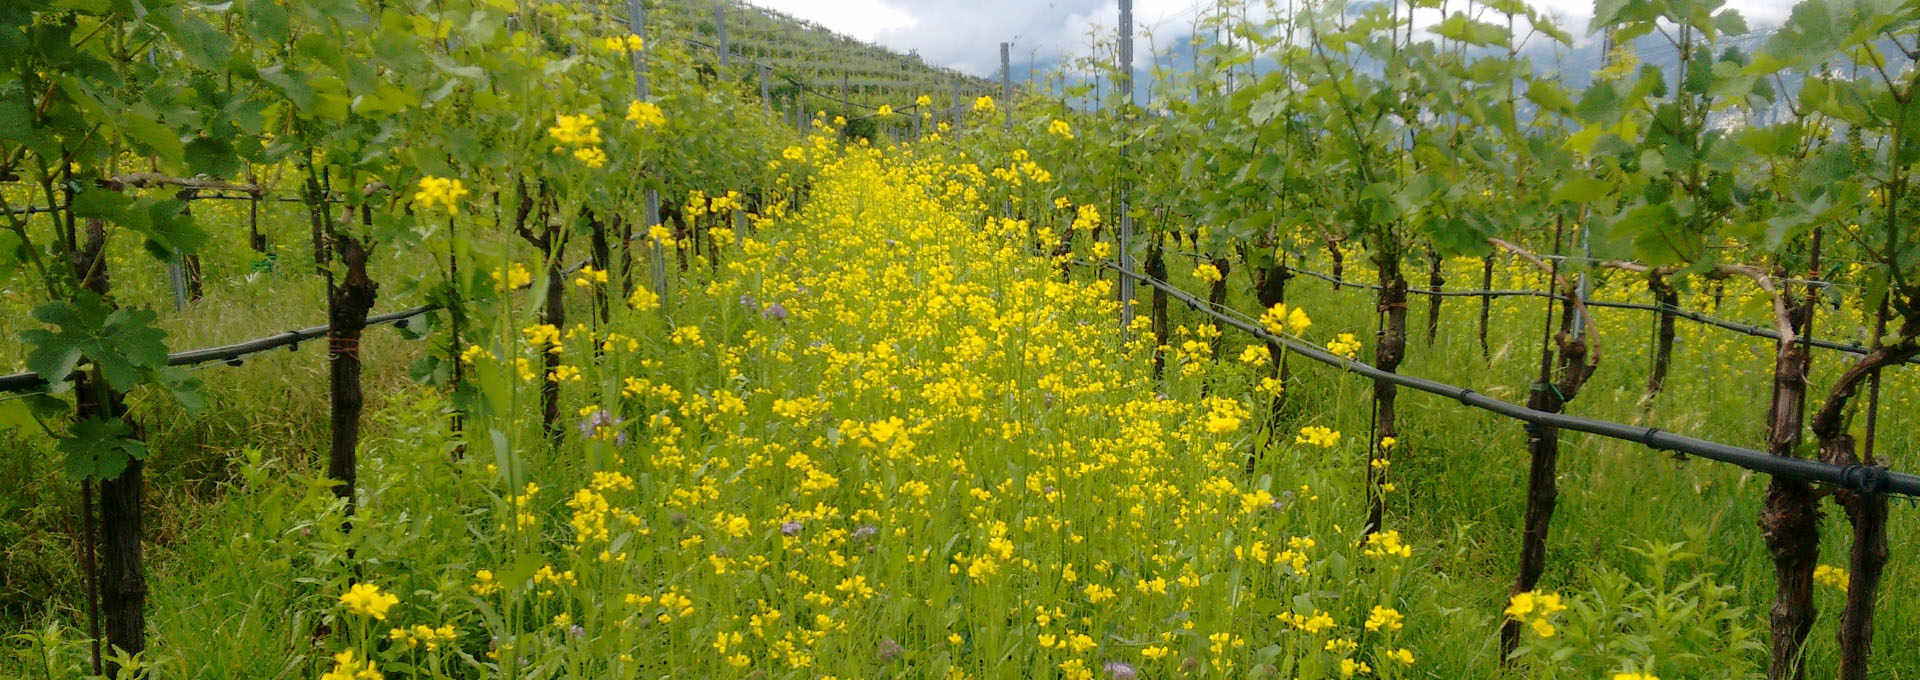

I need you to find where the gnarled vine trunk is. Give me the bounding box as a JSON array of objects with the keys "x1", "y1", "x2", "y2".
[
  {"x1": 1145, "y1": 233, "x2": 1169, "y2": 382},
  {"x1": 1365, "y1": 252, "x2": 1406, "y2": 535},
  {"x1": 1759, "y1": 289, "x2": 1815, "y2": 680},
  {"x1": 1808, "y1": 312, "x2": 1918, "y2": 680},
  {"x1": 326, "y1": 232, "x2": 379, "y2": 512},
  {"x1": 1644, "y1": 270, "x2": 1678, "y2": 403},
  {"x1": 1249, "y1": 257, "x2": 1291, "y2": 473},
  {"x1": 1424, "y1": 248, "x2": 1443, "y2": 346},
  {"x1": 70, "y1": 218, "x2": 145, "y2": 672}
]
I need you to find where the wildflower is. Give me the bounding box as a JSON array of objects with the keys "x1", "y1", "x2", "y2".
[
  {"x1": 1504, "y1": 590, "x2": 1566, "y2": 638},
  {"x1": 877, "y1": 104, "x2": 894, "y2": 118},
  {"x1": 470, "y1": 570, "x2": 501, "y2": 596},
  {"x1": 492, "y1": 263, "x2": 532, "y2": 290},
  {"x1": 1386, "y1": 647, "x2": 1415, "y2": 665},
  {"x1": 628, "y1": 286, "x2": 660, "y2": 311},
  {"x1": 573, "y1": 146, "x2": 609, "y2": 168},
  {"x1": 523, "y1": 324, "x2": 562, "y2": 352},
  {"x1": 547, "y1": 113, "x2": 602, "y2": 147},
  {"x1": 780, "y1": 521, "x2": 804, "y2": 536},
  {"x1": 1048, "y1": 119, "x2": 1073, "y2": 139},
  {"x1": 1612, "y1": 673, "x2": 1660, "y2": 680},
  {"x1": 1074, "y1": 204, "x2": 1101, "y2": 231},
  {"x1": 1296, "y1": 425, "x2": 1341, "y2": 447},
  {"x1": 627, "y1": 100, "x2": 666, "y2": 129},
  {"x1": 763, "y1": 302, "x2": 789, "y2": 321},
  {"x1": 1365, "y1": 605, "x2": 1404, "y2": 632},
  {"x1": 1815, "y1": 564, "x2": 1849, "y2": 592},
  {"x1": 412, "y1": 176, "x2": 469, "y2": 214},
  {"x1": 320, "y1": 649, "x2": 382, "y2": 680},
  {"x1": 1239, "y1": 345, "x2": 1270, "y2": 365},
  {"x1": 1260, "y1": 303, "x2": 1311, "y2": 336},
  {"x1": 972, "y1": 95, "x2": 996, "y2": 113},
  {"x1": 1194, "y1": 263, "x2": 1222, "y2": 282},
  {"x1": 1326, "y1": 332, "x2": 1362, "y2": 359},
  {"x1": 1361, "y1": 530, "x2": 1413, "y2": 559},
  {"x1": 916, "y1": 94, "x2": 933, "y2": 108},
  {"x1": 601, "y1": 34, "x2": 645, "y2": 53},
  {"x1": 1102, "y1": 661, "x2": 1137, "y2": 680},
  {"x1": 339, "y1": 583, "x2": 399, "y2": 620}
]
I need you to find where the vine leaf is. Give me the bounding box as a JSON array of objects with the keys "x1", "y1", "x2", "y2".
[
  {"x1": 21, "y1": 294, "x2": 171, "y2": 394},
  {"x1": 59, "y1": 416, "x2": 147, "y2": 482}
]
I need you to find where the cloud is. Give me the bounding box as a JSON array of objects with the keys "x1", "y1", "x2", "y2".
[{"x1": 744, "y1": 0, "x2": 1801, "y2": 78}]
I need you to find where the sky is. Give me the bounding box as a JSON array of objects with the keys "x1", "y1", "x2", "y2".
[{"x1": 743, "y1": 0, "x2": 1800, "y2": 78}]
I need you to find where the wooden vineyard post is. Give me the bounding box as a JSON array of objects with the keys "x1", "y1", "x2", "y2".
[
  {"x1": 1000, "y1": 42, "x2": 1012, "y2": 132},
  {"x1": 1116, "y1": 0, "x2": 1136, "y2": 330},
  {"x1": 627, "y1": 0, "x2": 667, "y2": 299},
  {"x1": 759, "y1": 65, "x2": 772, "y2": 115},
  {"x1": 714, "y1": 1, "x2": 728, "y2": 68}
]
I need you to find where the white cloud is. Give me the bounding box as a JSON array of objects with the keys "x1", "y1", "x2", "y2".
[
  {"x1": 743, "y1": 0, "x2": 1804, "y2": 77},
  {"x1": 744, "y1": 0, "x2": 918, "y2": 43}
]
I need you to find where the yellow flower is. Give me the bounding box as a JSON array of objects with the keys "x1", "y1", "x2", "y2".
[
  {"x1": 1365, "y1": 605, "x2": 1404, "y2": 632},
  {"x1": 602, "y1": 34, "x2": 645, "y2": 53},
  {"x1": 492, "y1": 263, "x2": 532, "y2": 291},
  {"x1": 339, "y1": 583, "x2": 399, "y2": 620},
  {"x1": 547, "y1": 113, "x2": 602, "y2": 146},
  {"x1": 916, "y1": 94, "x2": 933, "y2": 107},
  {"x1": 1504, "y1": 590, "x2": 1566, "y2": 637},
  {"x1": 1260, "y1": 303, "x2": 1311, "y2": 336},
  {"x1": 470, "y1": 570, "x2": 501, "y2": 596},
  {"x1": 877, "y1": 104, "x2": 894, "y2": 118},
  {"x1": 1612, "y1": 673, "x2": 1660, "y2": 680},
  {"x1": 1193, "y1": 263, "x2": 1222, "y2": 283},
  {"x1": 412, "y1": 176, "x2": 469, "y2": 214},
  {"x1": 1073, "y1": 204, "x2": 1101, "y2": 231},
  {"x1": 627, "y1": 100, "x2": 667, "y2": 129},
  {"x1": 1048, "y1": 119, "x2": 1073, "y2": 139},
  {"x1": 1387, "y1": 647, "x2": 1415, "y2": 665},
  {"x1": 320, "y1": 649, "x2": 381, "y2": 680},
  {"x1": 573, "y1": 146, "x2": 609, "y2": 168},
  {"x1": 1326, "y1": 332, "x2": 1362, "y2": 359},
  {"x1": 1814, "y1": 564, "x2": 1849, "y2": 592},
  {"x1": 1295, "y1": 425, "x2": 1341, "y2": 448},
  {"x1": 972, "y1": 95, "x2": 995, "y2": 113},
  {"x1": 1361, "y1": 530, "x2": 1413, "y2": 559}
]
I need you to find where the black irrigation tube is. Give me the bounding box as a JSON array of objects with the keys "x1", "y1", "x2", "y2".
[
  {"x1": 1284, "y1": 265, "x2": 1918, "y2": 365},
  {"x1": 0, "y1": 230, "x2": 651, "y2": 395},
  {"x1": 1110, "y1": 263, "x2": 1920, "y2": 499},
  {"x1": 0, "y1": 305, "x2": 438, "y2": 394}
]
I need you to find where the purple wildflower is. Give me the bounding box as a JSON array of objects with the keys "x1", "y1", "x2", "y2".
[
  {"x1": 851, "y1": 525, "x2": 879, "y2": 542},
  {"x1": 780, "y1": 521, "x2": 804, "y2": 536},
  {"x1": 763, "y1": 302, "x2": 789, "y2": 321},
  {"x1": 1103, "y1": 661, "x2": 1138, "y2": 680}
]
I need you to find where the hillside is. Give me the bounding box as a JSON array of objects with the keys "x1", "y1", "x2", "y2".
[{"x1": 658, "y1": 0, "x2": 1001, "y2": 116}]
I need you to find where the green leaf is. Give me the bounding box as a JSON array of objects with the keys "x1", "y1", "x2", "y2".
[
  {"x1": 59, "y1": 416, "x2": 146, "y2": 482},
  {"x1": 20, "y1": 295, "x2": 173, "y2": 394},
  {"x1": 70, "y1": 187, "x2": 132, "y2": 220},
  {"x1": 1552, "y1": 176, "x2": 1613, "y2": 204},
  {"x1": 1432, "y1": 15, "x2": 1510, "y2": 47}
]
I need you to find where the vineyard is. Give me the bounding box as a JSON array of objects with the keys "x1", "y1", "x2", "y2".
[{"x1": 2, "y1": 0, "x2": 1918, "y2": 679}]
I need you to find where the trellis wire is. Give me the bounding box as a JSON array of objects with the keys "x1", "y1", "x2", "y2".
[{"x1": 1106, "y1": 262, "x2": 1920, "y2": 499}]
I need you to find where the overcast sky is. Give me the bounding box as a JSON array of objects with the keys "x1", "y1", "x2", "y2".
[{"x1": 743, "y1": 0, "x2": 1798, "y2": 77}]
